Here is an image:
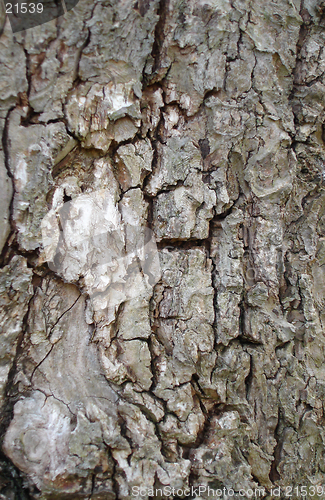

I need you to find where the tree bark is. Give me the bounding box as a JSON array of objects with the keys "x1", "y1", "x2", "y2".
[{"x1": 0, "y1": 0, "x2": 325, "y2": 498}]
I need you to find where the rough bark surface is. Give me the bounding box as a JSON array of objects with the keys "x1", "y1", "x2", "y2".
[{"x1": 0, "y1": 0, "x2": 325, "y2": 498}]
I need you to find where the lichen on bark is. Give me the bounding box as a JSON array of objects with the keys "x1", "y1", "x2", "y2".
[{"x1": 1, "y1": 0, "x2": 325, "y2": 498}]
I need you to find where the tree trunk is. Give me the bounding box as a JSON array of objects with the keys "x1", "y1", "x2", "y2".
[{"x1": 0, "y1": 0, "x2": 325, "y2": 498}]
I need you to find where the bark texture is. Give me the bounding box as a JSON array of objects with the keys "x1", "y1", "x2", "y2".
[{"x1": 0, "y1": 0, "x2": 325, "y2": 498}]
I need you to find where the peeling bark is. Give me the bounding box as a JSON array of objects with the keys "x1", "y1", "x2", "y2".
[{"x1": 0, "y1": 0, "x2": 325, "y2": 498}]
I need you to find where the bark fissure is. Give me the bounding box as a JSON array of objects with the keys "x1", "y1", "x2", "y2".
[{"x1": 0, "y1": 0, "x2": 325, "y2": 497}]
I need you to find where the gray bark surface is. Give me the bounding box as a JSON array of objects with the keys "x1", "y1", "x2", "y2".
[{"x1": 0, "y1": 0, "x2": 325, "y2": 498}]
